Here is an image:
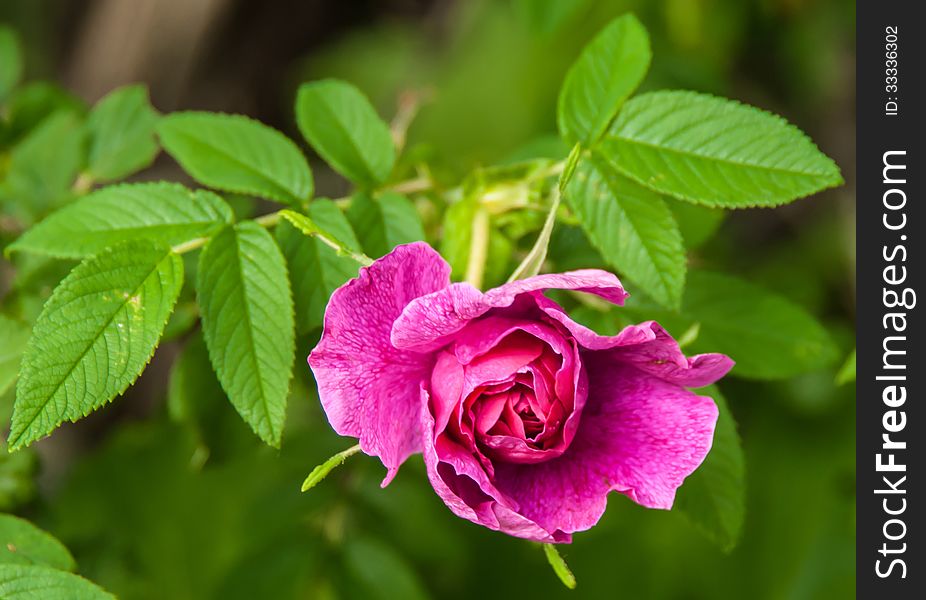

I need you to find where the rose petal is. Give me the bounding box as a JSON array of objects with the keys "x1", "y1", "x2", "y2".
[
  {"x1": 535, "y1": 295, "x2": 733, "y2": 387},
  {"x1": 391, "y1": 270, "x2": 628, "y2": 353},
  {"x1": 420, "y1": 386, "x2": 570, "y2": 543},
  {"x1": 308, "y1": 242, "x2": 451, "y2": 485},
  {"x1": 491, "y1": 360, "x2": 719, "y2": 536}
]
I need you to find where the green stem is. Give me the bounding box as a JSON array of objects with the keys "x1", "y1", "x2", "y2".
[
  {"x1": 465, "y1": 206, "x2": 490, "y2": 289},
  {"x1": 170, "y1": 158, "x2": 566, "y2": 258}
]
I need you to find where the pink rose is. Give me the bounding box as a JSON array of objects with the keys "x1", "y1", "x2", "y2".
[{"x1": 308, "y1": 242, "x2": 733, "y2": 543}]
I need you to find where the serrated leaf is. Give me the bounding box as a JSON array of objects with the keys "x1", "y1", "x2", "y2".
[
  {"x1": 557, "y1": 14, "x2": 650, "y2": 146},
  {"x1": 599, "y1": 91, "x2": 843, "y2": 207},
  {"x1": 566, "y1": 156, "x2": 685, "y2": 309},
  {"x1": 85, "y1": 84, "x2": 159, "y2": 181},
  {"x1": 197, "y1": 222, "x2": 295, "y2": 447},
  {"x1": 296, "y1": 79, "x2": 395, "y2": 185},
  {"x1": 9, "y1": 183, "x2": 233, "y2": 258},
  {"x1": 158, "y1": 112, "x2": 313, "y2": 204},
  {"x1": 542, "y1": 543, "x2": 577, "y2": 590},
  {"x1": 347, "y1": 191, "x2": 424, "y2": 258},
  {"x1": 8, "y1": 241, "x2": 183, "y2": 450},
  {"x1": 628, "y1": 271, "x2": 838, "y2": 379},
  {"x1": 0, "y1": 26, "x2": 23, "y2": 103},
  {"x1": 0, "y1": 565, "x2": 114, "y2": 599},
  {"x1": 0, "y1": 515, "x2": 75, "y2": 571},
  {"x1": 0, "y1": 316, "x2": 30, "y2": 397},
  {"x1": 675, "y1": 385, "x2": 745, "y2": 552},
  {"x1": 277, "y1": 201, "x2": 363, "y2": 333}
]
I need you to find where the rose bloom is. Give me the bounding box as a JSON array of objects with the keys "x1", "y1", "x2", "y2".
[{"x1": 309, "y1": 242, "x2": 733, "y2": 543}]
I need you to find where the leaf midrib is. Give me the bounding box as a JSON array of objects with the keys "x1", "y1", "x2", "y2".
[
  {"x1": 228, "y1": 228, "x2": 277, "y2": 443},
  {"x1": 599, "y1": 163, "x2": 681, "y2": 305},
  {"x1": 10, "y1": 251, "x2": 170, "y2": 448},
  {"x1": 608, "y1": 132, "x2": 838, "y2": 179},
  {"x1": 303, "y1": 93, "x2": 378, "y2": 184},
  {"x1": 166, "y1": 122, "x2": 299, "y2": 202}
]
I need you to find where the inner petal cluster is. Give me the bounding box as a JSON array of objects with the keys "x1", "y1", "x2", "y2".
[{"x1": 429, "y1": 315, "x2": 586, "y2": 466}]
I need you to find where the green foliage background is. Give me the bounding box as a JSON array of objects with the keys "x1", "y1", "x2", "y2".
[{"x1": 0, "y1": 0, "x2": 854, "y2": 598}]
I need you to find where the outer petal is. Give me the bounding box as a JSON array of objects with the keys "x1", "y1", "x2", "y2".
[
  {"x1": 420, "y1": 386, "x2": 571, "y2": 543},
  {"x1": 534, "y1": 294, "x2": 733, "y2": 387},
  {"x1": 491, "y1": 359, "x2": 719, "y2": 536},
  {"x1": 308, "y1": 242, "x2": 451, "y2": 484},
  {"x1": 391, "y1": 270, "x2": 628, "y2": 353}
]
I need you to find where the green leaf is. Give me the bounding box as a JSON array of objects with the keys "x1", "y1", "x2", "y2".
[
  {"x1": 836, "y1": 349, "x2": 856, "y2": 385},
  {"x1": 8, "y1": 241, "x2": 183, "y2": 450},
  {"x1": 85, "y1": 84, "x2": 159, "y2": 182},
  {"x1": 1, "y1": 111, "x2": 85, "y2": 219},
  {"x1": 0, "y1": 515, "x2": 75, "y2": 571},
  {"x1": 300, "y1": 444, "x2": 361, "y2": 492},
  {"x1": 1, "y1": 83, "x2": 85, "y2": 146},
  {"x1": 9, "y1": 183, "x2": 233, "y2": 259},
  {"x1": 278, "y1": 207, "x2": 370, "y2": 265},
  {"x1": 599, "y1": 91, "x2": 843, "y2": 207},
  {"x1": 277, "y1": 201, "x2": 364, "y2": 333},
  {"x1": 675, "y1": 385, "x2": 745, "y2": 552},
  {"x1": 296, "y1": 79, "x2": 395, "y2": 185},
  {"x1": 0, "y1": 26, "x2": 23, "y2": 103},
  {"x1": 0, "y1": 316, "x2": 30, "y2": 397},
  {"x1": 566, "y1": 156, "x2": 685, "y2": 309},
  {"x1": 666, "y1": 197, "x2": 725, "y2": 249},
  {"x1": 629, "y1": 271, "x2": 838, "y2": 379},
  {"x1": 197, "y1": 222, "x2": 295, "y2": 447},
  {"x1": 347, "y1": 192, "x2": 424, "y2": 258},
  {"x1": 158, "y1": 112, "x2": 313, "y2": 204},
  {"x1": 557, "y1": 14, "x2": 650, "y2": 146},
  {"x1": 542, "y1": 544, "x2": 577, "y2": 590},
  {"x1": 0, "y1": 565, "x2": 114, "y2": 599}
]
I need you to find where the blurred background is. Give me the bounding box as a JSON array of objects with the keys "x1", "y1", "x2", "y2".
[{"x1": 1, "y1": 0, "x2": 855, "y2": 598}]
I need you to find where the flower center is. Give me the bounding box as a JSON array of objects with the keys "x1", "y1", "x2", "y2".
[{"x1": 457, "y1": 329, "x2": 578, "y2": 464}]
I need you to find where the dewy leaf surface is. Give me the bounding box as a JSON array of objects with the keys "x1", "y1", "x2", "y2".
[
  {"x1": 296, "y1": 79, "x2": 395, "y2": 185},
  {"x1": 599, "y1": 90, "x2": 843, "y2": 207},
  {"x1": 0, "y1": 515, "x2": 76, "y2": 571},
  {"x1": 675, "y1": 385, "x2": 745, "y2": 552},
  {"x1": 85, "y1": 84, "x2": 159, "y2": 182},
  {"x1": 158, "y1": 112, "x2": 313, "y2": 204},
  {"x1": 9, "y1": 183, "x2": 233, "y2": 258},
  {"x1": 566, "y1": 156, "x2": 685, "y2": 309},
  {"x1": 277, "y1": 199, "x2": 362, "y2": 333},
  {"x1": 197, "y1": 222, "x2": 295, "y2": 447},
  {"x1": 0, "y1": 564, "x2": 115, "y2": 599},
  {"x1": 9, "y1": 241, "x2": 183, "y2": 450},
  {"x1": 557, "y1": 13, "x2": 650, "y2": 145}
]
